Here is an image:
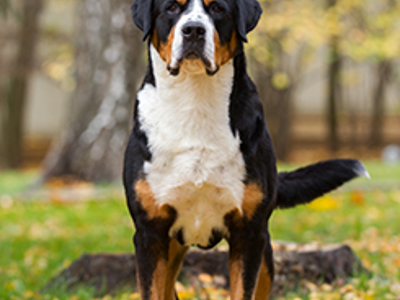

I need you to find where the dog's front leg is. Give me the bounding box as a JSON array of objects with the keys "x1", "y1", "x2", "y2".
[
  {"x1": 134, "y1": 230, "x2": 188, "y2": 300},
  {"x1": 228, "y1": 229, "x2": 266, "y2": 300},
  {"x1": 254, "y1": 232, "x2": 274, "y2": 300}
]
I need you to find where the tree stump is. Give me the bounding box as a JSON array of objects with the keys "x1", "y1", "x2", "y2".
[{"x1": 43, "y1": 242, "x2": 368, "y2": 298}]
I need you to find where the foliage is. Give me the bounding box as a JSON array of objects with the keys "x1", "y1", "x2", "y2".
[
  {"x1": 0, "y1": 0, "x2": 11, "y2": 18},
  {"x1": 250, "y1": 0, "x2": 400, "y2": 69},
  {"x1": 1, "y1": 162, "x2": 400, "y2": 299}
]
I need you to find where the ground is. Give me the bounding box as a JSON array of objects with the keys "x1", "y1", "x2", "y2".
[{"x1": 0, "y1": 161, "x2": 400, "y2": 300}]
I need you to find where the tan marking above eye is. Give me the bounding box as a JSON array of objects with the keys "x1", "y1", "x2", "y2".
[
  {"x1": 203, "y1": 0, "x2": 215, "y2": 5},
  {"x1": 176, "y1": 0, "x2": 187, "y2": 5}
]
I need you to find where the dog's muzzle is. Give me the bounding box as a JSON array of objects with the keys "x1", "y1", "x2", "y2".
[{"x1": 168, "y1": 22, "x2": 218, "y2": 76}]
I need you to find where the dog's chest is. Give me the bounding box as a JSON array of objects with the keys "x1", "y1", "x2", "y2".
[{"x1": 137, "y1": 62, "x2": 245, "y2": 247}]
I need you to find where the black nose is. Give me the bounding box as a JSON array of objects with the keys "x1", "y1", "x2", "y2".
[{"x1": 182, "y1": 22, "x2": 206, "y2": 40}]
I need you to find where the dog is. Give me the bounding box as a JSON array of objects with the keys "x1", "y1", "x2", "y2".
[{"x1": 123, "y1": 0, "x2": 369, "y2": 299}]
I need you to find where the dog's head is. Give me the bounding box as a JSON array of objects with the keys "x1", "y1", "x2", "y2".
[{"x1": 132, "y1": 0, "x2": 262, "y2": 76}]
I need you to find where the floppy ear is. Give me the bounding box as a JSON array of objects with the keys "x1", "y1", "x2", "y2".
[
  {"x1": 236, "y1": 0, "x2": 262, "y2": 42},
  {"x1": 131, "y1": 0, "x2": 153, "y2": 41}
]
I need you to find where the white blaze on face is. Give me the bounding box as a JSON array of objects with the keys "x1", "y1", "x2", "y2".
[{"x1": 170, "y1": 0, "x2": 217, "y2": 71}]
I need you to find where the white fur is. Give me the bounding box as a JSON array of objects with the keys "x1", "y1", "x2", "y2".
[
  {"x1": 137, "y1": 45, "x2": 244, "y2": 247},
  {"x1": 170, "y1": 0, "x2": 216, "y2": 71},
  {"x1": 354, "y1": 161, "x2": 371, "y2": 179}
]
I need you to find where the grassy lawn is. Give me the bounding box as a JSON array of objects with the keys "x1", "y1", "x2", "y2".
[{"x1": 0, "y1": 161, "x2": 399, "y2": 299}]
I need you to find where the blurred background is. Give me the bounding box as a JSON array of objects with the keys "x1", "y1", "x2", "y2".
[
  {"x1": 1, "y1": 0, "x2": 400, "y2": 181},
  {"x1": 1, "y1": 0, "x2": 400, "y2": 300}
]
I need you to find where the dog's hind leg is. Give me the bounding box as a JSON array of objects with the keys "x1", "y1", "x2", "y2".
[{"x1": 135, "y1": 232, "x2": 188, "y2": 300}]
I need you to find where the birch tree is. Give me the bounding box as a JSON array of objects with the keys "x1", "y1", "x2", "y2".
[{"x1": 42, "y1": 0, "x2": 144, "y2": 182}]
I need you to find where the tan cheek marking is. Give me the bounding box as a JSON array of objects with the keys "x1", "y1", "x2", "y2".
[
  {"x1": 134, "y1": 180, "x2": 171, "y2": 219},
  {"x1": 242, "y1": 183, "x2": 264, "y2": 219},
  {"x1": 214, "y1": 31, "x2": 238, "y2": 66},
  {"x1": 152, "y1": 26, "x2": 176, "y2": 66}
]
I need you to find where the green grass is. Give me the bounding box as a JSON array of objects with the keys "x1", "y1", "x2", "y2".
[
  {"x1": 0, "y1": 170, "x2": 39, "y2": 194},
  {"x1": 0, "y1": 198, "x2": 134, "y2": 300},
  {"x1": 0, "y1": 161, "x2": 399, "y2": 299}
]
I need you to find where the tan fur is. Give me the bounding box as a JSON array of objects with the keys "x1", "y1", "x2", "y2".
[
  {"x1": 254, "y1": 260, "x2": 272, "y2": 300},
  {"x1": 229, "y1": 257, "x2": 244, "y2": 300},
  {"x1": 134, "y1": 180, "x2": 172, "y2": 219},
  {"x1": 214, "y1": 31, "x2": 237, "y2": 67},
  {"x1": 176, "y1": 0, "x2": 187, "y2": 4},
  {"x1": 203, "y1": 0, "x2": 215, "y2": 5},
  {"x1": 150, "y1": 259, "x2": 167, "y2": 300},
  {"x1": 164, "y1": 239, "x2": 189, "y2": 299},
  {"x1": 137, "y1": 239, "x2": 188, "y2": 300},
  {"x1": 242, "y1": 183, "x2": 264, "y2": 219},
  {"x1": 152, "y1": 26, "x2": 176, "y2": 66}
]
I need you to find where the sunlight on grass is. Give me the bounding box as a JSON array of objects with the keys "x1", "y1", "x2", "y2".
[
  {"x1": 0, "y1": 161, "x2": 399, "y2": 299},
  {"x1": 0, "y1": 170, "x2": 39, "y2": 194}
]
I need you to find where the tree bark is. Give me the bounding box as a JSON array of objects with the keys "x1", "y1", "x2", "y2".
[
  {"x1": 41, "y1": 0, "x2": 144, "y2": 182},
  {"x1": 326, "y1": 0, "x2": 341, "y2": 153},
  {"x1": 369, "y1": 61, "x2": 391, "y2": 147},
  {"x1": 43, "y1": 243, "x2": 368, "y2": 298},
  {"x1": 0, "y1": 0, "x2": 44, "y2": 169},
  {"x1": 252, "y1": 40, "x2": 295, "y2": 162}
]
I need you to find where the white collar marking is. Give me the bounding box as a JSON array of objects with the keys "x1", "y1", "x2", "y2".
[{"x1": 137, "y1": 46, "x2": 245, "y2": 246}]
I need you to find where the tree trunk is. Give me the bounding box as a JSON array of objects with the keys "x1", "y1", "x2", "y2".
[
  {"x1": 41, "y1": 0, "x2": 144, "y2": 182},
  {"x1": 274, "y1": 88, "x2": 292, "y2": 161},
  {"x1": 369, "y1": 61, "x2": 391, "y2": 147},
  {"x1": 326, "y1": 0, "x2": 341, "y2": 153},
  {"x1": 252, "y1": 41, "x2": 295, "y2": 162},
  {"x1": 0, "y1": 0, "x2": 44, "y2": 169}
]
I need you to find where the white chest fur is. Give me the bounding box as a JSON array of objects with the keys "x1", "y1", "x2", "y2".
[{"x1": 137, "y1": 46, "x2": 245, "y2": 247}]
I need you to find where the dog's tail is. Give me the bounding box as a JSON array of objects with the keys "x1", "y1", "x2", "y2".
[{"x1": 276, "y1": 159, "x2": 369, "y2": 209}]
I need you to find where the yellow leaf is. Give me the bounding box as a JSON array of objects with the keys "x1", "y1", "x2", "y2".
[
  {"x1": 129, "y1": 293, "x2": 140, "y2": 300},
  {"x1": 198, "y1": 273, "x2": 213, "y2": 284},
  {"x1": 350, "y1": 191, "x2": 365, "y2": 206},
  {"x1": 308, "y1": 195, "x2": 339, "y2": 211},
  {"x1": 177, "y1": 291, "x2": 196, "y2": 299}
]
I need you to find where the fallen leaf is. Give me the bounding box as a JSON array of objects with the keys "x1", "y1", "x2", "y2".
[
  {"x1": 198, "y1": 273, "x2": 213, "y2": 284},
  {"x1": 308, "y1": 195, "x2": 339, "y2": 211}
]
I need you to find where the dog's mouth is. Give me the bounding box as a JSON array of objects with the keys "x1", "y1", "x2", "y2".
[
  {"x1": 168, "y1": 48, "x2": 219, "y2": 77},
  {"x1": 185, "y1": 51, "x2": 200, "y2": 61}
]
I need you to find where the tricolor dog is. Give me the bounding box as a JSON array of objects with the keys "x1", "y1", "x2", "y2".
[{"x1": 123, "y1": 0, "x2": 369, "y2": 299}]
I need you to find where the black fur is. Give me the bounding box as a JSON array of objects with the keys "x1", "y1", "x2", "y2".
[
  {"x1": 229, "y1": 51, "x2": 277, "y2": 208},
  {"x1": 131, "y1": 0, "x2": 260, "y2": 45},
  {"x1": 235, "y1": 0, "x2": 262, "y2": 42},
  {"x1": 276, "y1": 159, "x2": 367, "y2": 209},
  {"x1": 124, "y1": 1, "x2": 366, "y2": 299},
  {"x1": 131, "y1": 0, "x2": 154, "y2": 40}
]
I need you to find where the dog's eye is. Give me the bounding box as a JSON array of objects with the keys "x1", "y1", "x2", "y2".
[
  {"x1": 167, "y1": 2, "x2": 180, "y2": 14},
  {"x1": 209, "y1": 2, "x2": 224, "y2": 14}
]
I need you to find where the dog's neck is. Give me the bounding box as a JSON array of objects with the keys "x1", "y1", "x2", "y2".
[{"x1": 149, "y1": 45, "x2": 234, "y2": 108}]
